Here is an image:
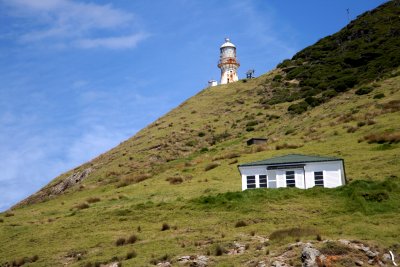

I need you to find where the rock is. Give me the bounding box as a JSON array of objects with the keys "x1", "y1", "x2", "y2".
[
  {"x1": 382, "y1": 253, "x2": 391, "y2": 263},
  {"x1": 194, "y1": 255, "x2": 209, "y2": 267},
  {"x1": 366, "y1": 250, "x2": 378, "y2": 258},
  {"x1": 271, "y1": 260, "x2": 286, "y2": 267},
  {"x1": 227, "y1": 242, "x2": 246, "y2": 255},
  {"x1": 355, "y1": 260, "x2": 364, "y2": 266},
  {"x1": 368, "y1": 259, "x2": 375, "y2": 265},
  {"x1": 100, "y1": 263, "x2": 119, "y2": 267},
  {"x1": 257, "y1": 261, "x2": 266, "y2": 267},
  {"x1": 157, "y1": 262, "x2": 171, "y2": 267},
  {"x1": 338, "y1": 239, "x2": 351, "y2": 246},
  {"x1": 301, "y1": 246, "x2": 321, "y2": 267}
]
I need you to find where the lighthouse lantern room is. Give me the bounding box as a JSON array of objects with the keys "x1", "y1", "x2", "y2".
[{"x1": 218, "y1": 38, "x2": 240, "y2": 84}]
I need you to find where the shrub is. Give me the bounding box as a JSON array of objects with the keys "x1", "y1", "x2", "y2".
[
  {"x1": 246, "y1": 126, "x2": 255, "y2": 132},
  {"x1": 161, "y1": 223, "x2": 170, "y2": 231},
  {"x1": 127, "y1": 234, "x2": 138, "y2": 244},
  {"x1": 126, "y1": 250, "x2": 137, "y2": 259},
  {"x1": 373, "y1": 93, "x2": 385, "y2": 99},
  {"x1": 166, "y1": 177, "x2": 183, "y2": 185},
  {"x1": 86, "y1": 197, "x2": 101, "y2": 203},
  {"x1": 320, "y1": 242, "x2": 349, "y2": 255},
  {"x1": 269, "y1": 227, "x2": 319, "y2": 241},
  {"x1": 115, "y1": 237, "x2": 126, "y2": 246},
  {"x1": 288, "y1": 101, "x2": 309, "y2": 114},
  {"x1": 198, "y1": 132, "x2": 205, "y2": 137},
  {"x1": 75, "y1": 203, "x2": 89, "y2": 210},
  {"x1": 214, "y1": 244, "x2": 225, "y2": 256},
  {"x1": 4, "y1": 212, "x2": 14, "y2": 217},
  {"x1": 200, "y1": 147, "x2": 209, "y2": 153},
  {"x1": 273, "y1": 74, "x2": 283, "y2": 82},
  {"x1": 316, "y1": 234, "x2": 322, "y2": 241},
  {"x1": 235, "y1": 220, "x2": 247, "y2": 228},
  {"x1": 355, "y1": 86, "x2": 373, "y2": 95},
  {"x1": 204, "y1": 162, "x2": 219, "y2": 171},
  {"x1": 246, "y1": 120, "x2": 258, "y2": 127}
]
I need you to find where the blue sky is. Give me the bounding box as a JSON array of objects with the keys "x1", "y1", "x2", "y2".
[{"x1": 0, "y1": 0, "x2": 387, "y2": 211}]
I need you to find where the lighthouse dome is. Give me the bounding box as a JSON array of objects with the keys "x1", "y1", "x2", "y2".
[{"x1": 220, "y1": 38, "x2": 236, "y2": 48}]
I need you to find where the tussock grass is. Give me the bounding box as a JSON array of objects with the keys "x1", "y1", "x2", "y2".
[{"x1": 269, "y1": 227, "x2": 319, "y2": 241}]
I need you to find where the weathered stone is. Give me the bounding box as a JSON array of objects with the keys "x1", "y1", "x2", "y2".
[
  {"x1": 257, "y1": 261, "x2": 266, "y2": 267},
  {"x1": 355, "y1": 260, "x2": 364, "y2": 266},
  {"x1": 100, "y1": 263, "x2": 119, "y2": 267},
  {"x1": 366, "y1": 250, "x2": 378, "y2": 258},
  {"x1": 368, "y1": 259, "x2": 375, "y2": 265},
  {"x1": 157, "y1": 262, "x2": 171, "y2": 267},
  {"x1": 194, "y1": 255, "x2": 209, "y2": 267},
  {"x1": 301, "y1": 246, "x2": 321, "y2": 267},
  {"x1": 382, "y1": 253, "x2": 391, "y2": 263},
  {"x1": 271, "y1": 260, "x2": 286, "y2": 267}
]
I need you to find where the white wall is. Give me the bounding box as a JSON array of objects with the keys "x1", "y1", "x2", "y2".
[
  {"x1": 304, "y1": 161, "x2": 345, "y2": 188},
  {"x1": 239, "y1": 166, "x2": 267, "y2": 191},
  {"x1": 239, "y1": 160, "x2": 345, "y2": 191}
]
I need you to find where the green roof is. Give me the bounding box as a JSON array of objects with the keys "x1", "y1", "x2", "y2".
[{"x1": 238, "y1": 154, "x2": 342, "y2": 167}]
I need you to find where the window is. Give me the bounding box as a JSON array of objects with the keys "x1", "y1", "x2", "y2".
[
  {"x1": 259, "y1": 175, "x2": 267, "y2": 188},
  {"x1": 247, "y1": 175, "x2": 256, "y2": 189},
  {"x1": 286, "y1": 171, "x2": 296, "y2": 187},
  {"x1": 314, "y1": 171, "x2": 324, "y2": 187}
]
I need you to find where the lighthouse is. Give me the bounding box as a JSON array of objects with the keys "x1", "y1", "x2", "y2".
[{"x1": 218, "y1": 38, "x2": 240, "y2": 84}]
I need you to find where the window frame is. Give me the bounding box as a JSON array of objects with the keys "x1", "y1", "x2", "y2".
[
  {"x1": 314, "y1": 171, "x2": 324, "y2": 187},
  {"x1": 259, "y1": 175, "x2": 267, "y2": 188},
  {"x1": 246, "y1": 175, "x2": 256, "y2": 189},
  {"x1": 286, "y1": 170, "x2": 296, "y2": 187}
]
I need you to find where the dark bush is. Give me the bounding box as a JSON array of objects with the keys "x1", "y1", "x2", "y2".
[
  {"x1": 161, "y1": 223, "x2": 170, "y2": 231},
  {"x1": 214, "y1": 245, "x2": 225, "y2": 256},
  {"x1": 304, "y1": 96, "x2": 322, "y2": 107},
  {"x1": 0, "y1": 218, "x2": 3, "y2": 223},
  {"x1": 246, "y1": 120, "x2": 258, "y2": 127},
  {"x1": 200, "y1": 147, "x2": 209, "y2": 153},
  {"x1": 355, "y1": 86, "x2": 373, "y2": 95},
  {"x1": 126, "y1": 250, "x2": 137, "y2": 259},
  {"x1": 273, "y1": 74, "x2": 283, "y2": 81},
  {"x1": 4, "y1": 212, "x2": 14, "y2": 217},
  {"x1": 288, "y1": 101, "x2": 309, "y2": 114},
  {"x1": 198, "y1": 132, "x2": 205, "y2": 137},
  {"x1": 373, "y1": 93, "x2": 385, "y2": 99},
  {"x1": 235, "y1": 220, "x2": 247, "y2": 228},
  {"x1": 115, "y1": 237, "x2": 126, "y2": 246},
  {"x1": 361, "y1": 191, "x2": 389, "y2": 202},
  {"x1": 166, "y1": 177, "x2": 183, "y2": 185},
  {"x1": 246, "y1": 126, "x2": 255, "y2": 132},
  {"x1": 127, "y1": 234, "x2": 138, "y2": 244},
  {"x1": 86, "y1": 197, "x2": 101, "y2": 203}
]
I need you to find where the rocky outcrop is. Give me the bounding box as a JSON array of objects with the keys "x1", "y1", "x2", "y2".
[{"x1": 11, "y1": 167, "x2": 93, "y2": 209}]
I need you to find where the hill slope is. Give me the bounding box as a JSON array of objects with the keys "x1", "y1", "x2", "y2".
[{"x1": 1, "y1": 1, "x2": 400, "y2": 266}]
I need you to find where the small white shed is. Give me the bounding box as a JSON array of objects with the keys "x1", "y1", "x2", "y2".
[{"x1": 238, "y1": 154, "x2": 346, "y2": 190}]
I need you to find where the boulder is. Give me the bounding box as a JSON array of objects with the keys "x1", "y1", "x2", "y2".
[{"x1": 301, "y1": 246, "x2": 321, "y2": 267}]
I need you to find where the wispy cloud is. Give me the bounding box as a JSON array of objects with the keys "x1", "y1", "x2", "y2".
[
  {"x1": 75, "y1": 32, "x2": 150, "y2": 49},
  {"x1": 2, "y1": 0, "x2": 148, "y2": 49}
]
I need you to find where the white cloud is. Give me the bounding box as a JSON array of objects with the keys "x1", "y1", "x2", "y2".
[
  {"x1": 3, "y1": 0, "x2": 147, "y2": 49},
  {"x1": 75, "y1": 32, "x2": 150, "y2": 49}
]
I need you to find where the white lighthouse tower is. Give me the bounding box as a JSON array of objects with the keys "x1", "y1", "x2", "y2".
[{"x1": 218, "y1": 38, "x2": 240, "y2": 84}]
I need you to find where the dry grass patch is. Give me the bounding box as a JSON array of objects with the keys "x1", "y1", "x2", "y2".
[
  {"x1": 276, "y1": 143, "x2": 303, "y2": 150},
  {"x1": 363, "y1": 132, "x2": 400, "y2": 144},
  {"x1": 204, "y1": 162, "x2": 220, "y2": 171},
  {"x1": 86, "y1": 197, "x2": 101, "y2": 203}
]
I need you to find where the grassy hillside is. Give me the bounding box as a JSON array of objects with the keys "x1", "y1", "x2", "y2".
[{"x1": 1, "y1": 1, "x2": 400, "y2": 266}]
